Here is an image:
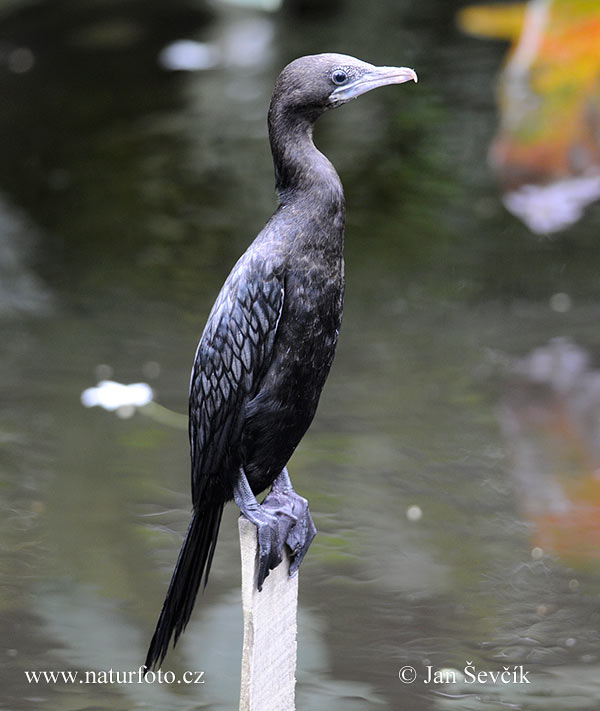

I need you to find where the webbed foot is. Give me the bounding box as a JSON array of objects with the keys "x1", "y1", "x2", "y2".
[
  {"x1": 265, "y1": 468, "x2": 316, "y2": 577},
  {"x1": 234, "y1": 467, "x2": 317, "y2": 590}
]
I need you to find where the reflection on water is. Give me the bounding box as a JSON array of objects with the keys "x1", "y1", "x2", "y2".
[
  {"x1": 2, "y1": 0, "x2": 600, "y2": 710},
  {"x1": 501, "y1": 338, "x2": 600, "y2": 565},
  {"x1": 458, "y1": 0, "x2": 600, "y2": 234},
  {"x1": 0, "y1": 193, "x2": 52, "y2": 316}
]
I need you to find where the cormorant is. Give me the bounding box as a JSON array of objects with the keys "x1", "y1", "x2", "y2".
[{"x1": 145, "y1": 53, "x2": 417, "y2": 671}]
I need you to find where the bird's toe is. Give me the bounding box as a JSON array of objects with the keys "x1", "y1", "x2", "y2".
[
  {"x1": 286, "y1": 508, "x2": 316, "y2": 575},
  {"x1": 254, "y1": 509, "x2": 295, "y2": 590}
]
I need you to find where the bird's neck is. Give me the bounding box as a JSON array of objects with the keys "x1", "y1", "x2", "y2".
[{"x1": 268, "y1": 108, "x2": 345, "y2": 214}]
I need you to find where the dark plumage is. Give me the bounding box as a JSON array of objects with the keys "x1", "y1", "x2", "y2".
[{"x1": 145, "y1": 52, "x2": 417, "y2": 671}]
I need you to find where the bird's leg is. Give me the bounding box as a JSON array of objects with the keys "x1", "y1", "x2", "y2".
[
  {"x1": 262, "y1": 467, "x2": 317, "y2": 578},
  {"x1": 234, "y1": 467, "x2": 296, "y2": 590}
]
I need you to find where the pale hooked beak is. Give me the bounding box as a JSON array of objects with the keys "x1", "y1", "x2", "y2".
[{"x1": 330, "y1": 65, "x2": 418, "y2": 104}]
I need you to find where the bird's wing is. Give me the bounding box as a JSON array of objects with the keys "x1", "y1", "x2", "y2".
[{"x1": 189, "y1": 258, "x2": 284, "y2": 505}]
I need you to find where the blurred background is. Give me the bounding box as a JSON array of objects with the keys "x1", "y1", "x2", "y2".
[{"x1": 3, "y1": 0, "x2": 600, "y2": 709}]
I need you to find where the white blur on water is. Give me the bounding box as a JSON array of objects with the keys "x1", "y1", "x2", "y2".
[
  {"x1": 503, "y1": 175, "x2": 600, "y2": 234},
  {"x1": 158, "y1": 40, "x2": 220, "y2": 72},
  {"x1": 81, "y1": 380, "x2": 153, "y2": 418}
]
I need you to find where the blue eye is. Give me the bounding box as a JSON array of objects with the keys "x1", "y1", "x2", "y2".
[{"x1": 331, "y1": 69, "x2": 348, "y2": 85}]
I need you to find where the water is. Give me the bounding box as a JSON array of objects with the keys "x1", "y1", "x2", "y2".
[{"x1": 2, "y1": 0, "x2": 600, "y2": 709}]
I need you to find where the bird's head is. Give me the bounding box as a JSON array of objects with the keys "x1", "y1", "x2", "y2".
[{"x1": 271, "y1": 53, "x2": 417, "y2": 120}]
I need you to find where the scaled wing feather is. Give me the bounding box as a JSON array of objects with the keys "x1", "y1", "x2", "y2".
[{"x1": 189, "y1": 259, "x2": 284, "y2": 505}]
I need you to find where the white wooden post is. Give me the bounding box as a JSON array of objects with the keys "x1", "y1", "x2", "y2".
[{"x1": 238, "y1": 517, "x2": 298, "y2": 711}]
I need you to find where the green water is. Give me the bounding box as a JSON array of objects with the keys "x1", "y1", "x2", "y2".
[{"x1": 2, "y1": 0, "x2": 600, "y2": 709}]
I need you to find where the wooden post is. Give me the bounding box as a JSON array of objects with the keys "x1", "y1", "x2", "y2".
[{"x1": 238, "y1": 517, "x2": 298, "y2": 711}]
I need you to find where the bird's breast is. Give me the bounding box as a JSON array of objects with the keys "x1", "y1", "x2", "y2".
[
  {"x1": 240, "y1": 254, "x2": 344, "y2": 489},
  {"x1": 266, "y1": 254, "x2": 344, "y2": 401}
]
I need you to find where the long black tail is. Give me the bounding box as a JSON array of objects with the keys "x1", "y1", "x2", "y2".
[{"x1": 145, "y1": 500, "x2": 224, "y2": 671}]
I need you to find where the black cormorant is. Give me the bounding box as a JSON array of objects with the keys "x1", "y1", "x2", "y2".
[{"x1": 145, "y1": 52, "x2": 417, "y2": 671}]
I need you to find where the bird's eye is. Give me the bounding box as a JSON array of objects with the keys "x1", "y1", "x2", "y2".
[{"x1": 331, "y1": 69, "x2": 348, "y2": 85}]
